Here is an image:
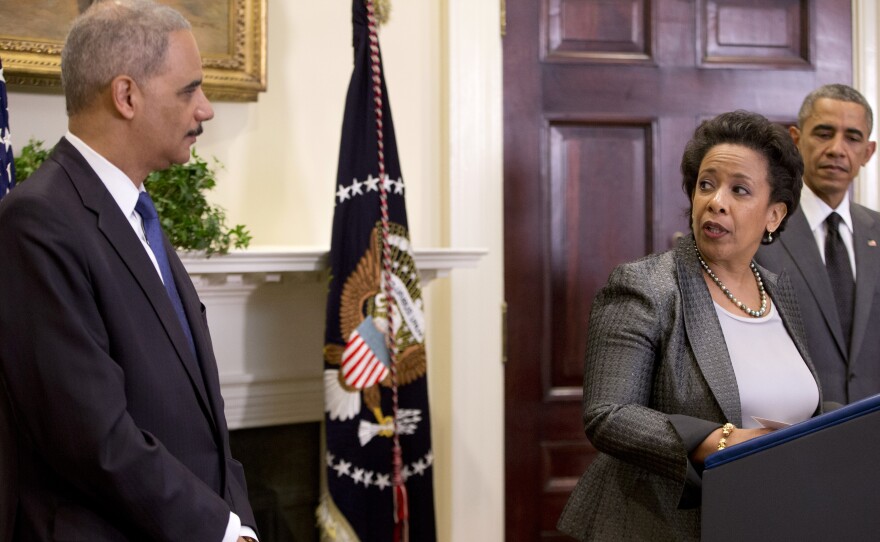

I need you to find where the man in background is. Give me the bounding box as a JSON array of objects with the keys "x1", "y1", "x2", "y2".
[
  {"x1": 0, "y1": 1, "x2": 258, "y2": 539},
  {"x1": 757, "y1": 83, "x2": 879, "y2": 404}
]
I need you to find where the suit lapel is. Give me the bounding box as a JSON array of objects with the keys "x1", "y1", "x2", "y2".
[
  {"x1": 676, "y1": 237, "x2": 742, "y2": 425},
  {"x1": 167, "y1": 250, "x2": 223, "y2": 433},
  {"x1": 52, "y1": 139, "x2": 215, "y2": 428},
  {"x1": 849, "y1": 204, "x2": 880, "y2": 365},
  {"x1": 777, "y1": 209, "x2": 848, "y2": 357}
]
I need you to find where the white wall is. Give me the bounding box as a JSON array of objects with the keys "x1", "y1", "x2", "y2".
[{"x1": 6, "y1": 1, "x2": 505, "y2": 540}]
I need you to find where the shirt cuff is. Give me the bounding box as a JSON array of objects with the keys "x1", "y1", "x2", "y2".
[{"x1": 222, "y1": 512, "x2": 242, "y2": 542}]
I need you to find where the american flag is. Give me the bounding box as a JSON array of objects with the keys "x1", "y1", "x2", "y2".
[{"x1": 0, "y1": 56, "x2": 14, "y2": 201}]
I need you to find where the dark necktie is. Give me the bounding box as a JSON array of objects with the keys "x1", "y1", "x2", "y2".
[
  {"x1": 825, "y1": 212, "x2": 854, "y2": 348},
  {"x1": 136, "y1": 191, "x2": 196, "y2": 356}
]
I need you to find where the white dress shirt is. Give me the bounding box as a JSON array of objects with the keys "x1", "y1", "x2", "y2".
[{"x1": 799, "y1": 183, "x2": 856, "y2": 279}]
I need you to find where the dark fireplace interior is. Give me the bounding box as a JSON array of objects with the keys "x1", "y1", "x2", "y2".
[{"x1": 230, "y1": 422, "x2": 320, "y2": 541}]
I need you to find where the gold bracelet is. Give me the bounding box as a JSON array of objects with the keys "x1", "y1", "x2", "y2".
[{"x1": 717, "y1": 422, "x2": 735, "y2": 450}]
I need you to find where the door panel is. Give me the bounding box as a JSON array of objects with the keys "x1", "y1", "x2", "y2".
[{"x1": 546, "y1": 119, "x2": 653, "y2": 391}]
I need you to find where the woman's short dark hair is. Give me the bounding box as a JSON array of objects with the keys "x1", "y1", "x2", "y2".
[{"x1": 680, "y1": 110, "x2": 804, "y2": 243}]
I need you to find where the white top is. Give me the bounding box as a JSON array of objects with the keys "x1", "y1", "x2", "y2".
[
  {"x1": 714, "y1": 301, "x2": 819, "y2": 429},
  {"x1": 800, "y1": 183, "x2": 856, "y2": 278}
]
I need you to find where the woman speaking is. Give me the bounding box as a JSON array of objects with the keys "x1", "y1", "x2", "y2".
[{"x1": 558, "y1": 110, "x2": 822, "y2": 541}]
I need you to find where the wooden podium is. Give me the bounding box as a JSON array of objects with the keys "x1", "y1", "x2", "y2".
[{"x1": 702, "y1": 394, "x2": 880, "y2": 541}]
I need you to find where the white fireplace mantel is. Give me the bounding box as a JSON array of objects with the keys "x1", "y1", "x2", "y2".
[
  {"x1": 181, "y1": 246, "x2": 486, "y2": 279},
  {"x1": 179, "y1": 247, "x2": 486, "y2": 429}
]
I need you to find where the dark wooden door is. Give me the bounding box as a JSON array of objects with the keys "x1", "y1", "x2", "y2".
[{"x1": 503, "y1": 1, "x2": 852, "y2": 539}]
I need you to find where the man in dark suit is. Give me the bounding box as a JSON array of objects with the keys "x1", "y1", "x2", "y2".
[
  {"x1": 0, "y1": 1, "x2": 258, "y2": 540},
  {"x1": 757, "y1": 84, "x2": 879, "y2": 404}
]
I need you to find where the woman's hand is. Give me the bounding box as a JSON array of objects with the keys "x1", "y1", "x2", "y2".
[{"x1": 690, "y1": 426, "x2": 773, "y2": 467}]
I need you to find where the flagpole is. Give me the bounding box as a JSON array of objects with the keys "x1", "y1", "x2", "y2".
[{"x1": 365, "y1": 2, "x2": 409, "y2": 541}]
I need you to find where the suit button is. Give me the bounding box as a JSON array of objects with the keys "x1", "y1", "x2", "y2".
[{"x1": 849, "y1": 373, "x2": 856, "y2": 381}]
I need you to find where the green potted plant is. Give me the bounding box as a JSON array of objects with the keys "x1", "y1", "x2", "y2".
[{"x1": 14, "y1": 139, "x2": 250, "y2": 256}]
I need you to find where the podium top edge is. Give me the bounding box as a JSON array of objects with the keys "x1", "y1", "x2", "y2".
[{"x1": 704, "y1": 393, "x2": 880, "y2": 470}]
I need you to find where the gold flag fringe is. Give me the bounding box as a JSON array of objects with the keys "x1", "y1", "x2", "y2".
[
  {"x1": 317, "y1": 492, "x2": 361, "y2": 542},
  {"x1": 374, "y1": 0, "x2": 391, "y2": 25}
]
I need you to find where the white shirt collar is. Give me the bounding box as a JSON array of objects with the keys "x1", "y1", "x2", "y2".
[
  {"x1": 799, "y1": 182, "x2": 853, "y2": 235},
  {"x1": 65, "y1": 131, "x2": 143, "y2": 217}
]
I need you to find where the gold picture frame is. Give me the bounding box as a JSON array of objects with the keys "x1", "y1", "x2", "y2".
[{"x1": 0, "y1": 0, "x2": 267, "y2": 102}]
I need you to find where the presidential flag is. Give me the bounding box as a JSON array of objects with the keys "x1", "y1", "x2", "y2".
[
  {"x1": 0, "y1": 56, "x2": 15, "y2": 200},
  {"x1": 317, "y1": 1, "x2": 436, "y2": 541}
]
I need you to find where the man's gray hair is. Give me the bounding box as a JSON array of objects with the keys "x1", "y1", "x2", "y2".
[
  {"x1": 61, "y1": 0, "x2": 191, "y2": 115},
  {"x1": 798, "y1": 83, "x2": 874, "y2": 136}
]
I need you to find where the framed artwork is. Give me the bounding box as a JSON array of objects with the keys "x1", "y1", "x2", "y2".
[{"x1": 0, "y1": 0, "x2": 267, "y2": 101}]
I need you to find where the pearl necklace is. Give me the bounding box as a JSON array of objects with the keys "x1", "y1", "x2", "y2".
[{"x1": 694, "y1": 241, "x2": 767, "y2": 318}]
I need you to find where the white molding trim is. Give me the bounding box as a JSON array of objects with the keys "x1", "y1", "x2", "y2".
[
  {"x1": 445, "y1": 0, "x2": 505, "y2": 540},
  {"x1": 854, "y1": 0, "x2": 880, "y2": 210},
  {"x1": 180, "y1": 247, "x2": 487, "y2": 283},
  {"x1": 220, "y1": 374, "x2": 324, "y2": 429}
]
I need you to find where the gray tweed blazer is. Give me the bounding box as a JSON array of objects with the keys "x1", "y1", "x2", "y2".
[{"x1": 557, "y1": 235, "x2": 822, "y2": 541}]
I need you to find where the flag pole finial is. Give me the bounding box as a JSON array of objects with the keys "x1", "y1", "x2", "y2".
[{"x1": 373, "y1": 0, "x2": 391, "y2": 26}]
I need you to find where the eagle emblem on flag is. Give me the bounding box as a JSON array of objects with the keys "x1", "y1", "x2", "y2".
[{"x1": 324, "y1": 224, "x2": 427, "y2": 437}]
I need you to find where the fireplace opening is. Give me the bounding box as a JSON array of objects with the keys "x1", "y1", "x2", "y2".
[{"x1": 230, "y1": 422, "x2": 320, "y2": 541}]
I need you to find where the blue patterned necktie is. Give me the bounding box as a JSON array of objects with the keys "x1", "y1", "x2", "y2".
[
  {"x1": 825, "y1": 212, "x2": 854, "y2": 349},
  {"x1": 136, "y1": 191, "x2": 196, "y2": 356}
]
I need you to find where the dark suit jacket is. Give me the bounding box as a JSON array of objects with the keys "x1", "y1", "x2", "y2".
[
  {"x1": 756, "y1": 205, "x2": 880, "y2": 403},
  {"x1": 557, "y1": 236, "x2": 822, "y2": 541},
  {"x1": 0, "y1": 138, "x2": 256, "y2": 541}
]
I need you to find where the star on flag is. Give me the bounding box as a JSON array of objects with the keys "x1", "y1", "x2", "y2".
[{"x1": 336, "y1": 174, "x2": 403, "y2": 204}]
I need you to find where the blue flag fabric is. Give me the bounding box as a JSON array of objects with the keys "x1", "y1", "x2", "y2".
[
  {"x1": 318, "y1": 1, "x2": 436, "y2": 540},
  {"x1": 0, "y1": 57, "x2": 15, "y2": 200}
]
